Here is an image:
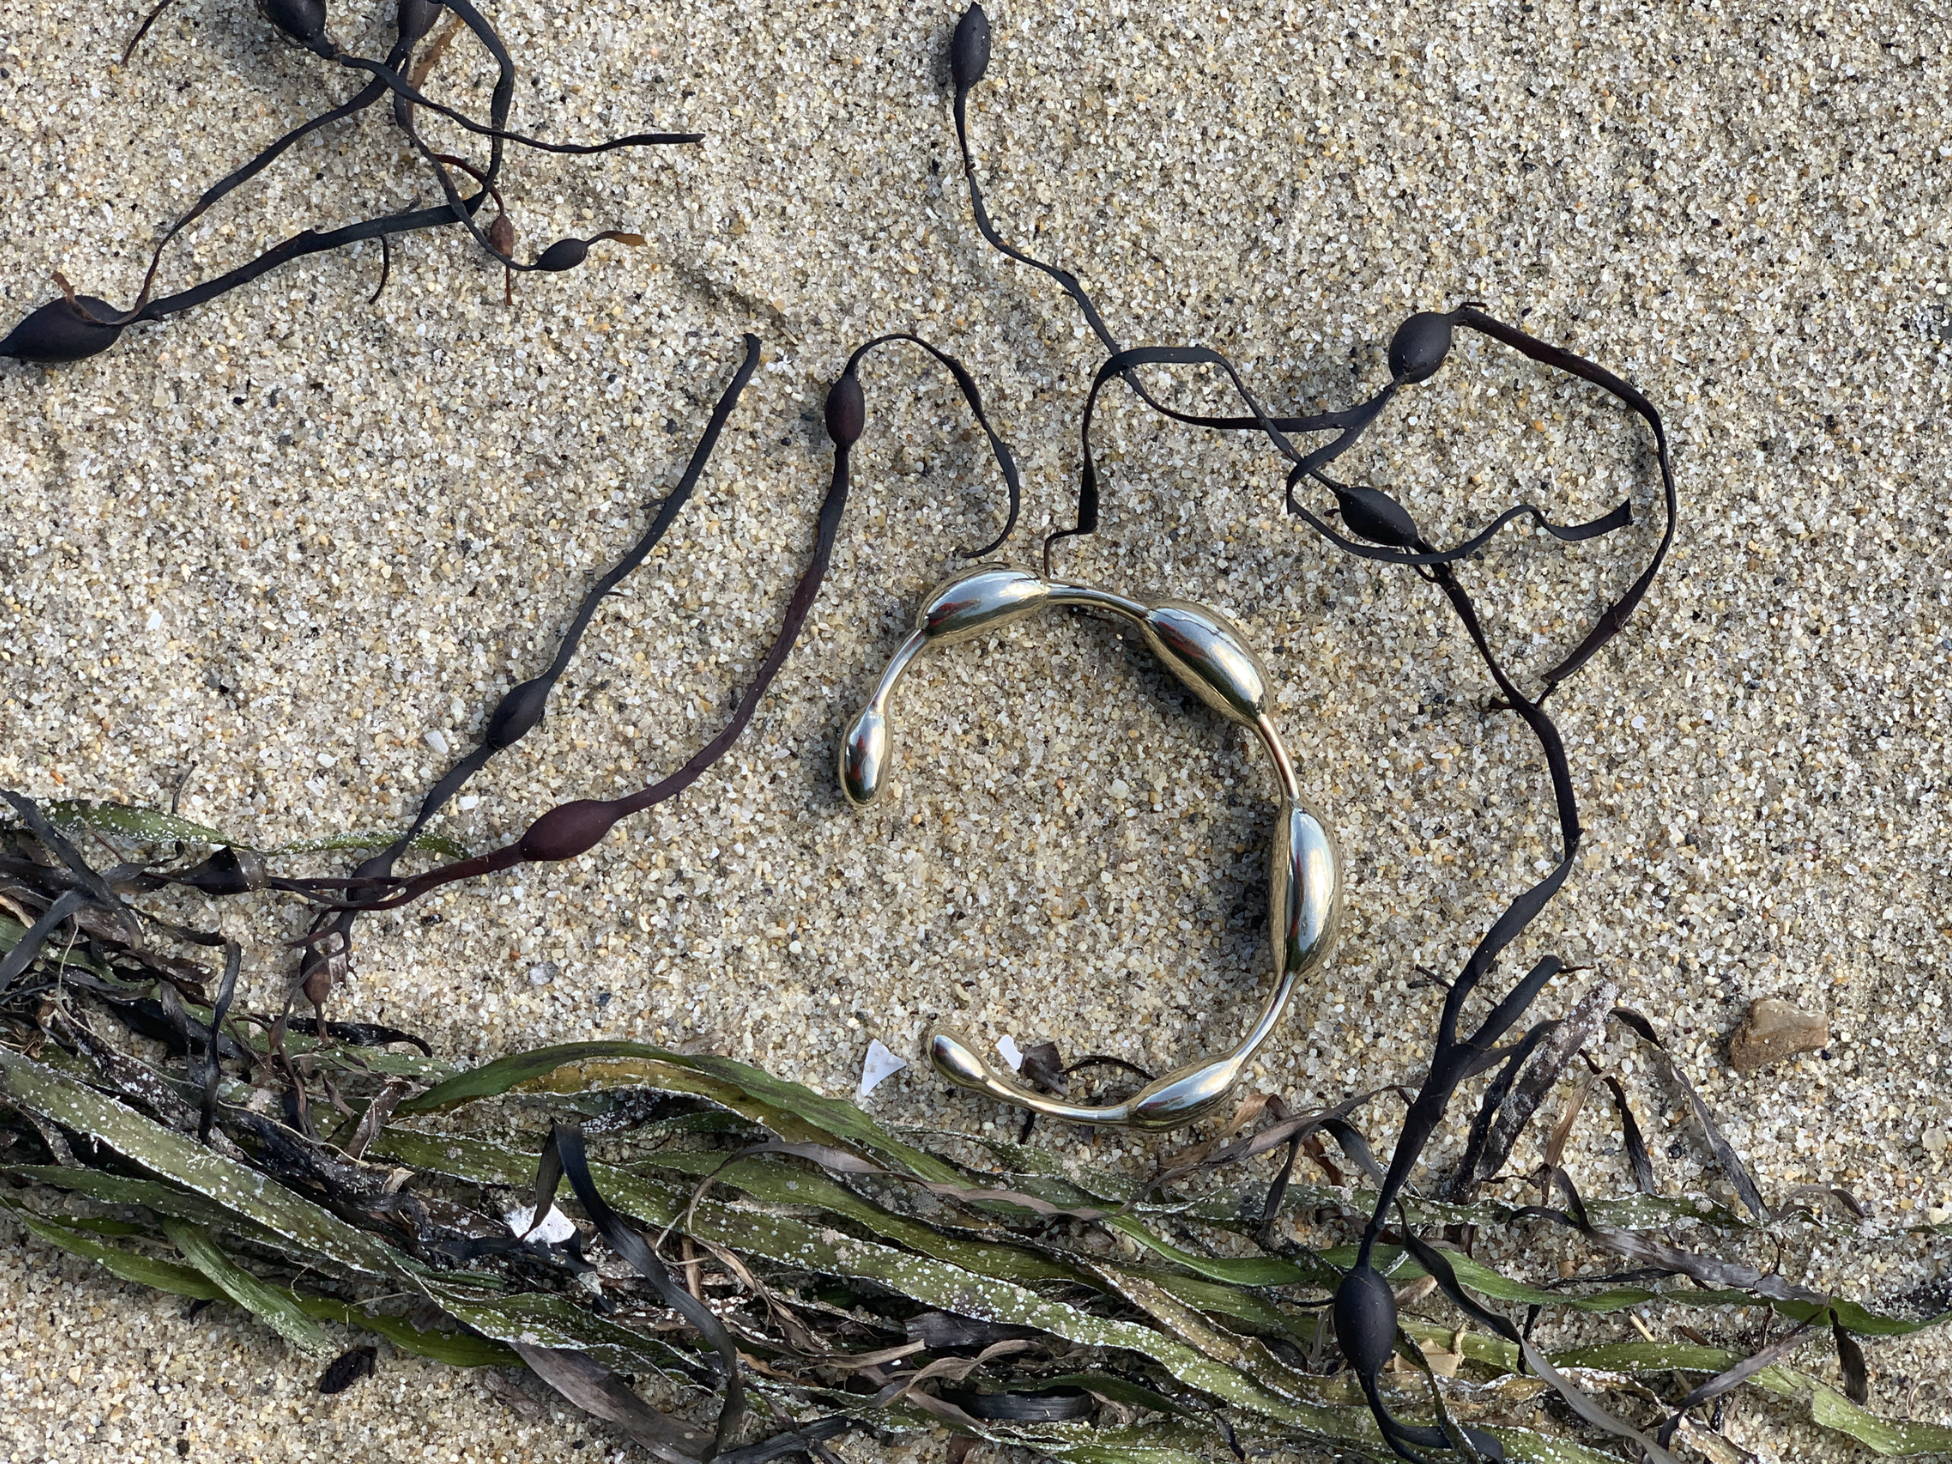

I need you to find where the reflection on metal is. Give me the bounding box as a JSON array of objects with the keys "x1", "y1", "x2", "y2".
[{"x1": 841, "y1": 562, "x2": 1342, "y2": 1129}]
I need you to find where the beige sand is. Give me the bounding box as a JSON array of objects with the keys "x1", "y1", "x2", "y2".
[{"x1": 1, "y1": 0, "x2": 1948, "y2": 1458}]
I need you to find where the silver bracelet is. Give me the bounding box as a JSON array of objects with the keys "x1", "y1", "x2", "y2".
[{"x1": 839, "y1": 564, "x2": 1342, "y2": 1129}]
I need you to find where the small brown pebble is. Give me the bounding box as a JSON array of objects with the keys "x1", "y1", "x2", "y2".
[{"x1": 1728, "y1": 997, "x2": 1829, "y2": 1073}]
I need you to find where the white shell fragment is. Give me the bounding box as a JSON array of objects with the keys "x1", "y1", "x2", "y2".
[
  {"x1": 504, "y1": 1202, "x2": 576, "y2": 1245},
  {"x1": 856, "y1": 1039, "x2": 908, "y2": 1099}
]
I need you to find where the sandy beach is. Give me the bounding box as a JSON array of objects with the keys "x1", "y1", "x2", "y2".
[{"x1": 2, "y1": 0, "x2": 1949, "y2": 1458}]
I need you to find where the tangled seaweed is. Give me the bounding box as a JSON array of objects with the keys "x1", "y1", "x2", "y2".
[
  {"x1": 0, "y1": 5, "x2": 1944, "y2": 1463},
  {"x1": 0, "y1": 0, "x2": 695, "y2": 365},
  {"x1": 932, "y1": 6, "x2": 1771, "y2": 1458},
  {"x1": 1, "y1": 810, "x2": 1948, "y2": 1461}
]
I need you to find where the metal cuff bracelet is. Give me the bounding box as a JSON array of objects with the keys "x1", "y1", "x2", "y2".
[{"x1": 838, "y1": 563, "x2": 1342, "y2": 1129}]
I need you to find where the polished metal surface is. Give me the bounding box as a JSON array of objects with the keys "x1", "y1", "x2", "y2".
[
  {"x1": 917, "y1": 563, "x2": 1052, "y2": 644},
  {"x1": 1137, "y1": 599, "x2": 1269, "y2": 726},
  {"x1": 841, "y1": 563, "x2": 1343, "y2": 1128}
]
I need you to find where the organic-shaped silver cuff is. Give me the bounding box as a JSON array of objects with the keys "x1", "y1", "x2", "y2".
[{"x1": 839, "y1": 564, "x2": 1341, "y2": 1129}]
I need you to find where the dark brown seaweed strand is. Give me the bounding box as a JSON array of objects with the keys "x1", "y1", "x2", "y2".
[
  {"x1": 1069, "y1": 344, "x2": 1635, "y2": 575},
  {"x1": 196, "y1": 941, "x2": 243, "y2": 1145},
  {"x1": 331, "y1": 403, "x2": 858, "y2": 913},
  {"x1": 843, "y1": 332, "x2": 1024, "y2": 557},
  {"x1": 1319, "y1": 456, "x2": 1656, "y2": 1454},
  {"x1": 1452, "y1": 307, "x2": 1679, "y2": 697},
  {"x1": 1399, "y1": 1220, "x2": 1687, "y2": 1464},
  {"x1": 1439, "y1": 1018, "x2": 1556, "y2": 1197},
  {"x1": 119, "y1": 0, "x2": 184, "y2": 65},
  {"x1": 1652, "y1": 1321, "x2": 1821, "y2": 1448},
  {"x1": 112, "y1": 79, "x2": 392, "y2": 320},
  {"x1": 1584, "y1": 1053, "x2": 1658, "y2": 1193},
  {"x1": 291, "y1": 336, "x2": 761, "y2": 1003},
  {"x1": 4, "y1": 0, "x2": 694, "y2": 362},
  {"x1": 1, "y1": 791, "x2": 140, "y2": 936},
  {"x1": 325, "y1": 50, "x2": 701, "y2": 156},
  {"x1": 1353, "y1": 561, "x2": 1583, "y2": 1247},
  {"x1": 136, "y1": 193, "x2": 490, "y2": 320},
  {"x1": 319, "y1": 360, "x2": 1013, "y2": 917},
  {"x1": 2, "y1": 189, "x2": 496, "y2": 361},
  {"x1": 948, "y1": 19, "x2": 1650, "y2": 575},
  {"x1": 0, "y1": 889, "x2": 85, "y2": 998},
  {"x1": 1612, "y1": 1007, "x2": 1769, "y2": 1222},
  {"x1": 242, "y1": 0, "x2": 696, "y2": 160},
  {"x1": 532, "y1": 1123, "x2": 747, "y2": 1452},
  {"x1": 283, "y1": 0, "x2": 694, "y2": 276},
  {"x1": 383, "y1": 80, "x2": 655, "y2": 276},
  {"x1": 421, "y1": 0, "x2": 513, "y2": 189},
  {"x1": 1044, "y1": 321, "x2": 1663, "y2": 1384},
  {"x1": 111, "y1": 0, "x2": 438, "y2": 322},
  {"x1": 947, "y1": 6, "x2": 1365, "y2": 440}
]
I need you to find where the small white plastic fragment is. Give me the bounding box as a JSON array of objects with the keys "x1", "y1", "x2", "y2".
[
  {"x1": 996, "y1": 1035, "x2": 1025, "y2": 1072},
  {"x1": 424, "y1": 728, "x2": 451, "y2": 756},
  {"x1": 505, "y1": 1202, "x2": 576, "y2": 1244},
  {"x1": 857, "y1": 1039, "x2": 907, "y2": 1099}
]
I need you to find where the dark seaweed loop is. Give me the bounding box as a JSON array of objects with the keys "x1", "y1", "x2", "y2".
[
  {"x1": 945, "y1": 10, "x2": 1661, "y2": 604},
  {"x1": 106, "y1": 0, "x2": 465, "y2": 325},
  {"x1": 843, "y1": 332, "x2": 1024, "y2": 557},
  {"x1": 1285, "y1": 480, "x2": 1633, "y2": 565},
  {"x1": 1453, "y1": 307, "x2": 1679, "y2": 695},
  {"x1": 1067, "y1": 346, "x2": 1636, "y2": 577},
  {"x1": 21, "y1": 0, "x2": 697, "y2": 362},
  {"x1": 1061, "y1": 342, "x2": 1306, "y2": 570},
  {"x1": 947, "y1": 6, "x2": 1360, "y2": 439}
]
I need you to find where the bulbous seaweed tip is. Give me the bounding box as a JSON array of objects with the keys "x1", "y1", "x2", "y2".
[
  {"x1": 534, "y1": 238, "x2": 591, "y2": 272},
  {"x1": 1387, "y1": 309, "x2": 1454, "y2": 385},
  {"x1": 951, "y1": 5, "x2": 992, "y2": 92},
  {"x1": 824, "y1": 370, "x2": 866, "y2": 447},
  {"x1": 0, "y1": 296, "x2": 125, "y2": 365},
  {"x1": 395, "y1": 0, "x2": 439, "y2": 46},
  {"x1": 259, "y1": 0, "x2": 330, "y2": 47},
  {"x1": 1335, "y1": 484, "x2": 1421, "y2": 549},
  {"x1": 518, "y1": 799, "x2": 617, "y2": 864},
  {"x1": 1332, "y1": 1264, "x2": 1399, "y2": 1379},
  {"x1": 485, "y1": 677, "x2": 551, "y2": 750}
]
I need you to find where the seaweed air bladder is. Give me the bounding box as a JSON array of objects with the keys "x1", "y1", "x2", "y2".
[{"x1": 0, "y1": 0, "x2": 699, "y2": 365}]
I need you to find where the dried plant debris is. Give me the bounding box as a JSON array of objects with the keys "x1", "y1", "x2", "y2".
[
  {"x1": 0, "y1": 0, "x2": 697, "y2": 365},
  {"x1": 1725, "y1": 997, "x2": 1829, "y2": 1075},
  {"x1": 4, "y1": 805, "x2": 1951, "y2": 1463}
]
